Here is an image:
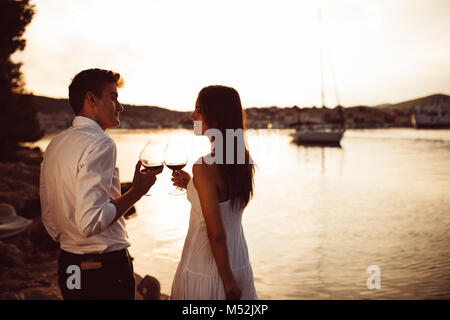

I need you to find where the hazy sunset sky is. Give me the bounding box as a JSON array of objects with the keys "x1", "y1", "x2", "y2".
[{"x1": 13, "y1": 0, "x2": 450, "y2": 111}]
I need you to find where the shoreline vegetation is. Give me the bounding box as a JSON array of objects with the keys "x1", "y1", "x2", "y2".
[{"x1": 0, "y1": 146, "x2": 167, "y2": 300}]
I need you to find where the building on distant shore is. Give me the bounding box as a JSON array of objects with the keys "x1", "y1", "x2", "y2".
[
  {"x1": 411, "y1": 95, "x2": 450, "y2": 128},
  {"x1": 32, "y1": 93, "x2": 450, "y2": 132}
]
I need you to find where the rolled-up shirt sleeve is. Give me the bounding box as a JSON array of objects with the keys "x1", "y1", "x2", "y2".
[{"x1": 75, "y1": 137, "x2": 117, "y2": 238}]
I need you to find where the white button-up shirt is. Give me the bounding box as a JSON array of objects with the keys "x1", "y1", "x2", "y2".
[{"x1": 40, "y1": 116, "x2": 130, "y2": 254}]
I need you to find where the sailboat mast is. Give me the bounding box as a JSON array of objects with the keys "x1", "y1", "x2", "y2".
[
  {"x1": 319, "y1": 7, "x2": 345, "y2": 128},
  {"x1": 318, "y1": 8, "x2": 325, "y2": 108},
  {"x1": 319, "y1": 8, "x2": 342, "y2": 107},
  {"x1": 331, "y1": 62, "x2": 341, "y2": 106}
]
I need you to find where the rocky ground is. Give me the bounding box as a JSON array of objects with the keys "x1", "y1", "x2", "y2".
[
  {"x1": 0, "y1": 145, "x2": 60, "y2": 299},
  {"x1": 0, "y1": 146, "x2": 164, "y2": 300}
]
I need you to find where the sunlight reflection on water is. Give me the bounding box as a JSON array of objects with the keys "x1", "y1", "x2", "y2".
[{"x1": 33, "y1": 128, "x2": 450, "y2": 299}]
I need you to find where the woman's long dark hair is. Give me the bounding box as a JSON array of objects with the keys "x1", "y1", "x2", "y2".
[{"x1": 197, "y1": 85, "x2": 255, "y2": 210}]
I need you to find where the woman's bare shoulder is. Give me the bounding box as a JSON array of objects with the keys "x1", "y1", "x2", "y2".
[
  {"x1": 193, "y1": 161, "x2": 219, "y2": 174},
  {"x1": 193, "y1": 162, "x2": 228, "y2": 202},
  {"x1": 193, "y1": 162, "x2": 220, "y2": 184}
]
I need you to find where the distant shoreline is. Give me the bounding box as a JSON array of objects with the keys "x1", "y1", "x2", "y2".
[{"x1": 27, "y1": 93, "x2": 450, "y2": 132}]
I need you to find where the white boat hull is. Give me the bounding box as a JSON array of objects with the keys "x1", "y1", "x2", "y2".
[{"x1": 291, "y1": 130, "x2": 344, "y2": 145}]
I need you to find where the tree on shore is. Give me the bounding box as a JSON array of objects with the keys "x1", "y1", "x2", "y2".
[{"x1": 0, "y1": 0, "x2": 43, "y2": 151}]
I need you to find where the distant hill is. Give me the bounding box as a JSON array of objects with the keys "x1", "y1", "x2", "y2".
[
  {"x1": 372, "y1": 103, "x2": 393, "y2": 109},
  {"x1": 28, "y1": 92, "x2": 450, "y2": 116},
  {"x1": 30, "y1": 94, "x2": 187, "y2": 118},
  {"x1": 373, "y1": 94, "x2": 450, "y2": 113},
  {"x1": 30, "y1": 95, "x2": 72, "y2": 114},
  {"x1": 24, "y1": 94, "x2": 190, "y2": 131}
]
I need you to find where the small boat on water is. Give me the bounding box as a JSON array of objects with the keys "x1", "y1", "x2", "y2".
[
  {"x1": 292, "y1": 8, "x2": 345, "y2": 146},
  {"x1": 292, "y1": 105, "x2": 346, "y2": 146},
  {"x1": 291, "y1": 125, "x2": 344, "y2": 146},
  {"x1": 0, "y1": 203, "x2": 32, "y2": 239}
]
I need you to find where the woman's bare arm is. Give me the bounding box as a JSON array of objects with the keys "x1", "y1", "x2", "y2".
[{"x1": 193, "y1": 163, "x2": 242, "y2": 300}]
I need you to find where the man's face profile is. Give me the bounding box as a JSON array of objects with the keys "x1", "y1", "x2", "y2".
[{"x1": 91, "y1": 82, "x2": 124, "y2": 130}]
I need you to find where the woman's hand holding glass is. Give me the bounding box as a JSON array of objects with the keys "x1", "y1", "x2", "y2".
[
  {"x1": 171, "y1": 170, "x2": 191, "y2": 189},
  {"x1": 165, "y1": 142, "x2": 189, "y2": 195}
]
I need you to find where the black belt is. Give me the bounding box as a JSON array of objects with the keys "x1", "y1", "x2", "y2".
[{"x1": 59, "y1": 248, "x2": 130, "y2": 263}]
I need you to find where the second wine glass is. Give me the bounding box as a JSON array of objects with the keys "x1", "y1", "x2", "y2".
[{"x1": 164, "y1": 142, "x2": 188, "y2": 196}]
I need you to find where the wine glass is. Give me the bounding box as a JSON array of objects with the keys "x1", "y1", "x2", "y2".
[
  {"x1": 164, "y1": 142, "x2": 188, "y2": 196},
  {"x1": 139, "y1": 140, "x2": 165, "y2": 196}
]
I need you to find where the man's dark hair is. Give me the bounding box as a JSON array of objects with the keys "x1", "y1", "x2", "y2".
[{"x1": 68, "y1": 68, "x2": 124, "y2": 115}]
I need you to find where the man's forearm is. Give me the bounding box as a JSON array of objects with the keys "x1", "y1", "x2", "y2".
[{"x1": 110, "y1": 187, "x2": 142, "y2": 223}]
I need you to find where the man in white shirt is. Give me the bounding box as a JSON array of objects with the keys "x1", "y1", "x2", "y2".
[{"x1": 40, "y1": 68, "x2": 162, "y2": 299}]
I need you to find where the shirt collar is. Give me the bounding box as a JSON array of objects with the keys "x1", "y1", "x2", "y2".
[{"x1": 72, "y1": 116, "x2": 104, "y2": 132}]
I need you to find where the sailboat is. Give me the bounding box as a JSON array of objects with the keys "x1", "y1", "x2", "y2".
[
  {"x1": 291, "y1": 107, "x2": 345, "y2": 145},
  {"x1": 292, "y1": 8, "x2": 345, "y2": 146},
  {"x1": 291, "y1": 123, "x2": 344, "y2": 145}
]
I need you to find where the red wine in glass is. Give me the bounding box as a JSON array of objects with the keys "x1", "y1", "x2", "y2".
[
  {"x1": 165, "y1": 162, "x2": 187, "y2": 195},
  {"x1": 142, "y1": 163, "x2": 164, "y2": 172},
  {"x1": 139, "y1": 140, "x2": 165, "y2": 196},
  {"x1": 166, "y1": 163, "x2": 186, "y2": 171}
]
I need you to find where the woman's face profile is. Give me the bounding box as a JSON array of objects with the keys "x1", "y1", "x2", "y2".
[{"x1": 190, "y1": 98, "x2": 208, "y2": 135}]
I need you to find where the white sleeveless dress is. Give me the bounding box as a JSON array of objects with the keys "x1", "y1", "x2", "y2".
[{"x1": 170, "y1": 177, "x2": 258, "y2": 300}]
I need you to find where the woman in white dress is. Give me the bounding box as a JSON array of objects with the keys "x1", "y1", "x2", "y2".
[{"x1": 170, "y1": 85, "x2": 257, "y2": 300}]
